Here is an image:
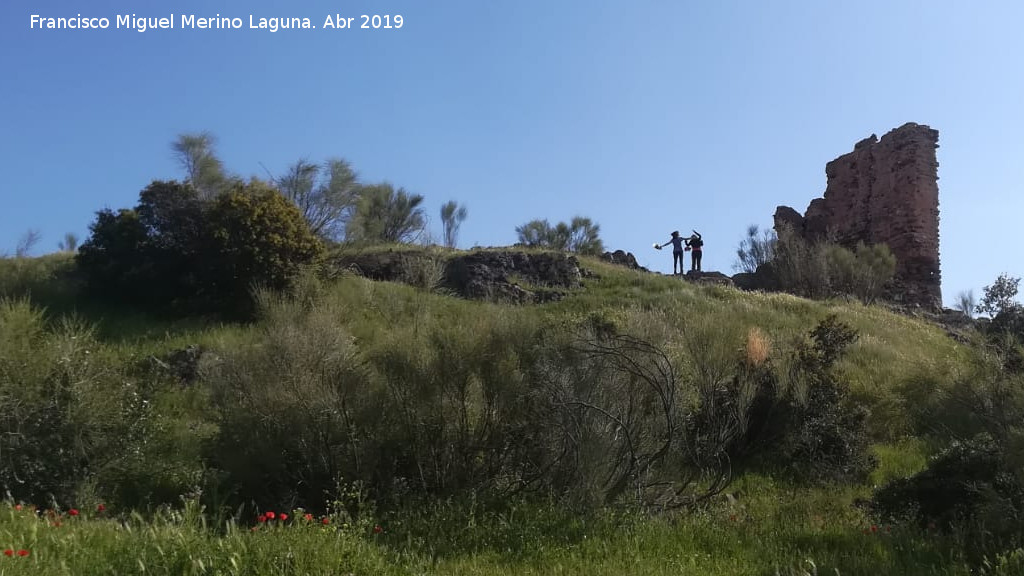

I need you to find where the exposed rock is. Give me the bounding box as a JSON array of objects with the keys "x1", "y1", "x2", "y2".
[
  {"x1": 443, "y1": 250, "x2": 581, "y2": 304},
  {"x1": 731, "y1": 263, "x2": 779, "y2": 292},
  {"x1": 774, "y1": 123, "x2": 942, "y2": 310},
  {"x1": 333, "y1": 248, "x2": 582, "y2": 304},
  {"x1": 682, "y1": 270, "x2": 734, "y2": 287},
  {"x1": 600, "y1": 250, "x2": 648, "y2": 272}
]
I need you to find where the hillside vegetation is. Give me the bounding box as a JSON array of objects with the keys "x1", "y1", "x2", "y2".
[{"x1": 6, "y1": 245, "x2": 1018, "y2": 575}]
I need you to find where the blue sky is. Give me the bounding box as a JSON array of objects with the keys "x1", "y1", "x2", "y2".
[{"x1": 2, "y1": 0, "x2": 1022, "y2": 307}]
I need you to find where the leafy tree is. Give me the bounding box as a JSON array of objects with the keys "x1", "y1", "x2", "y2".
[
  {"x1": 514, "y1": 216, "x2": 604, "y2": 255},
  {"x1": 205, "y1": 182, "x2": 325, "y2": 315},
  {"x1": 956, "y1": 289, "x2": 976, "y2": 318},
  {"x1": 76, "y1": 208, "x2": 155, "y2": 307},
  {"x1": 515, "y1": 219, "x2": 554, "y2": 248},
  {"x1": 977, "y1": 273, "x2": 1022, "y2": 319},
  {"x1": 56, "y1": 232, "x2": 79, "y2": 253},
  {"x1": 276, "y1": 158, "x2": 360, "y2": 240},
  {"x1": 566, "y1": 216, "x2": 603, "y2": 255},
  {"x1": 734, "y1": 224, "x2": 776, "y2": 274},
  {"x1": 172, "y1": 132, "x2": 230, "y2": 198},
  {"x1": 77, "y1": 179, "x2": 323, "y2": 317},
  {"x1": 440, "y1": 200, "x2": 468, "y2": 249},
  {"x1": 347, "y1": 182, "x2": 426, "y2": 244}
]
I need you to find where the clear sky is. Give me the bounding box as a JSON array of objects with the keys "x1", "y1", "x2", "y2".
[{"x1": 2, "y1": 0, "x2": 1022, "y2": 307}]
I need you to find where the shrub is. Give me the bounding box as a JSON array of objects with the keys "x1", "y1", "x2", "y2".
[
  {"x1": 871, "y1": 435, "x2": 1024, "y2": 554},
  {"x1": 772, "y1": 224, "x2": 832, "y2": 299},
  {"x1": 881, "y1": 338, "x2": 1024, "y2": 561},
  {"x1": 0, "y1": 300, "x2": 125, "y2": 506},
  {"x1": 772, "y1": 225, "x2": 895, "y2": 304},
  {"x1": 734, "y1": 225, "x2": 777, "y2": 274},
  {"x1": 978, "y1": 273, "x2": 1022, "y2": 319},
  {"x1": 515, "y1": 217, "x2": 604, "y2": 256},
  {"x1": 205, "y1": 183, "x2": 325, "y2": 316},
  {"x1": 724, "y1": 316, "x2": 876, "y2": 483},
  {"x1": 76, "y1": 180, "x2": 324, "y2": 317},
  {"x1": 205, "y1": 291, "x2": 378, "y2": 511}
]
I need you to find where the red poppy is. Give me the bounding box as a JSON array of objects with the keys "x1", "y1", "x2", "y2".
[
  {"x1": 279, "y1": 513, "x2": 288, "y2": 522},
  {"x1": 14, "y1": 505, "x2": 22, "y2": 511},
  {"x1": 257, "y1": 515, "x2": 267, "y2": 523},
  {"x1": 304, "y1": 513, "x2": 313, "y2": 522},
  {"x1": 16, "y1": 550, "x2": 28, "y2": 557},
  {"x1": 870, "y1": 525, "x2": 878, "y2": 533},
  {"x1": 68, "y1": 509, "x2": 79, "y2": 517},
  {"x1": 3, "y1": 550, "x2": 12, "y2": 557},
  {"x1": 97, "y1": 504, "x2": 106, "y2": 512},
  {"x1": 373, "y1": 525, "x2": 382, "y2": 534},
  {"x1": 265, "y1": 511, "x2": 276, "y2": 520},
  {"x1": 321, "y1": 517, "x2": 330, "y2": 525}
]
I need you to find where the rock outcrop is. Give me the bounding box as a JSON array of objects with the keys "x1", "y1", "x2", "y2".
[
  {"x1": 600, "y1": 250, "x2": 648, "y2": 272},
  {"x1": 333, "y1": 248, "x2": 582, "y2": 304},
  {"x1": 682, "y1": 270, "x2": 733, "y2": 287},
  {"x1": 774, "y1": 123, "x2": 942, "y2": 309}
]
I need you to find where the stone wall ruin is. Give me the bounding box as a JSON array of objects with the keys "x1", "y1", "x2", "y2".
[{"x1": 774, "y1": 122, "x2": 942, "y2": 309}]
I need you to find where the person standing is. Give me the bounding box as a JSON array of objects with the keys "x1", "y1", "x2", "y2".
[
  {"x1": 685, "y1": 231, "x2": 703, "y2": 272},
  {"x1": 656, "y1": 231, "x2": 687, "y2": 275}
]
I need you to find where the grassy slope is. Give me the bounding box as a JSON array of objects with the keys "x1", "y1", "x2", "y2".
[{"x1": 0, "y1": 250, "x2": 977, "y2": 574}]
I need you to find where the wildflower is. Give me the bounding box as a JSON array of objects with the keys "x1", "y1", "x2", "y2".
[
  {"x1": 279, "y1": 513, "x2": 288, "y2": 522},
  {"x1": 373, "y1": 525, "x2": 383, "y2": 534},
  {"x1": 4, "y1": 550, "x2": 12, "y2": 557},
  {"x1": 14, "y1": 505, "x2": 22, "y2": 511},
  {"x1": 97, "y1": 504, "x2": 106, "y2": 512},
  {"x1": 258, "y1": 515, "x2": 267, "y2": 523},
  {"x1": 17, "y1": 550, "x2": 28, "y2": 557},
  {"x1": 68, "y1": 509, "x2": 79, "y2": 517},
  {"x1": 265, "y1": 511, "x2": 276, "y2": 520},
  {"x1": 870, "y1": 525, "x2": 877, "y2": 533},
  {"x1": 321, "y1": 517, "x2": 330, "y2": 525},
  {"x1": 304, "y1": 513, "x2": 313, "y2": 522},
  {"x1": 885, "y1": 526, "x2": 891, "y2": 533},
  {"x1": 729, "y1": 514, "x2": 737, "y2": 522}
]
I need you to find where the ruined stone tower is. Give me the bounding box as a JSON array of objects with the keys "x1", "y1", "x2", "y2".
[{"x1": 774, "y1": 123, "x2": 942, "y2": 309}]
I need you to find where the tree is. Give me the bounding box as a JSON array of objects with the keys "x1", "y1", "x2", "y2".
[
  {"x1": 440, "y1": 200, "x2": 468, "y2": 249},
  {"x1": 276, "y1": 158, "x2": 360, "y2": 240},
  {"x1": 734, "y1": 224, "x2": 777, "y2": 274},
  {"x1": 977, "y1": 274, "x2": 1022, "y2": 319},
  {"x1": 514, "y1": 216, "x2": 604, "y2": 255},
  {"x1": 955, "y1": 290, "x2": 976, "y2": 318},
  {"x1": 515, "y1": 219, "x2": 554, "y2": 248},
  {"x1": 76, "y1": 179, "x2": 323, "y2": 317},
  {"x1": 14, "y1": 230, "x2": 41, "y2": 258},
  {"x1": 56, "y1": 233, "x2": 79, "y2": 253},
  {"x1": 205, "y1": 182, "x2": 325, "y2": 315},
  {"x1": 566, "y1": 216, "x2": 603, "y2": 255},
  {"x1": 347, "y1": 183, "x2": 426, "y2": 244},
  {"x1": 172, "y1": 132, "x2": 230, "y2": 198}
]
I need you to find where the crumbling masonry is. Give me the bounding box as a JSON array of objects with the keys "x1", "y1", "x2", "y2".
[{"x1": 774, "y1": 123, "x2": 942, "y2": 309}]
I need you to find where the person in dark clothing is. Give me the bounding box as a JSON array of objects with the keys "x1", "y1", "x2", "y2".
[
  {"x1": 685, "y1": 231, "x2": 703, "y2": 272},
  {"x1": 656, "y1": 231, "x2": 687, "y2": 275}
]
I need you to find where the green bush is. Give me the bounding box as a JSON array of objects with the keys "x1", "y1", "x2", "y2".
[
  {"x1": 0, "y1": 300, "x2": 116, "y2": 505},
  {"x1": 205, "y1": 183, "x2": 325, "y2": 316},
  {"x1": 76, "y1": 180, "x2": 324, "y2": 318},
  {"x1": 724, "y1": 316, "x2": 876, "y2": 483}
]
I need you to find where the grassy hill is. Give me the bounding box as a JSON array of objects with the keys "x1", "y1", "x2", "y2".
[{"x1": 0, "y1": 248, "x2": 1005, "y2": 575}]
